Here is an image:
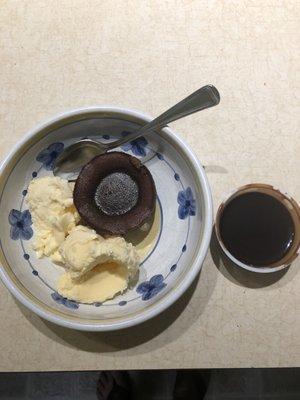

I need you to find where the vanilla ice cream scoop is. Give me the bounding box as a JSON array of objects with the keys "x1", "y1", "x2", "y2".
[
  {"x1": 57, "y1": 225, "x2": 140, "y2": 303},
  {"x1": 27, "y1": 176, "x2": 79, "y2": 261},
  {"x1": 27, "y1": 177, "x2": 141, "y2": 304},
  {"x1": 59, "y1": 225, "x2": 139, "y2": 279}
]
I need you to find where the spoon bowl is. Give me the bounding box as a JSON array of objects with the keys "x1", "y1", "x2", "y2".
[{"x1": 54, "y1": 139, "x2": 106, "y2": 177}]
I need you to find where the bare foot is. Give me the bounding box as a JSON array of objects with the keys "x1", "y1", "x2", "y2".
[{"x1": 97, "y1": 371, "x2": 131, "y2": 400}]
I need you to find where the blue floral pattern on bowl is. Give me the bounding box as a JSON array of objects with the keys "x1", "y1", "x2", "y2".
[
  {"x1": 177, "y1": 187, "x2": 196, "y2": 219},
  {"x1": 8, "y1": 209, "x2": 33, "y2": 240},
  {"x1": 136, "y1": 274, "x2": 167, "y2": 301},
  {"x1": 36, "y1": 142, "x2": 64, "y2": 170},
  {"x1": 51, "y1": 292, "x2": 79, "y2": 309},
  {"x1": 121, "y1": 131, "x2": 148, "y2": 157}
]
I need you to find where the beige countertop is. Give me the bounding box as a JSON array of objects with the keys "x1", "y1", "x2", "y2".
[{"x1": 0, "y1": 1, "x2": 299, "y2": 372}]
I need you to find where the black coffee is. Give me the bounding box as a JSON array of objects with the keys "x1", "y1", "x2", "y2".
[
  {"x1": 94, "y1": 172, "x2": 139, "y2": 216},
  {"x1": 219, "y1": 192, "x2": 295, "y2": 266}
]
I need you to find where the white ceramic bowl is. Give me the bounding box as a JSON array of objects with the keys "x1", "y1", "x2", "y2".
[{"x1": 0, "y1": 107, "x2": 213, "y2": 331}]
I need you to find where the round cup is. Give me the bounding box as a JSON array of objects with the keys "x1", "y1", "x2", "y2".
[{"x1": 215, "y1": 183, "x2": 300, "y2": 273}]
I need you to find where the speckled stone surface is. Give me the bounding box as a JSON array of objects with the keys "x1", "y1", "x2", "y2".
[{"x1": 0, "y1": 0, "x2": 299, "y2": 371}]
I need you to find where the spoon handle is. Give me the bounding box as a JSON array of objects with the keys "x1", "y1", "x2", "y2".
[{"x1": 107, "y1": 85, "x2": 220, "y2": 149}]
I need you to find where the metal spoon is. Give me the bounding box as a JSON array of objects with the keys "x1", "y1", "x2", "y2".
[{"x1": 54, "y1": 85, "x2": 220, "y2": 178}]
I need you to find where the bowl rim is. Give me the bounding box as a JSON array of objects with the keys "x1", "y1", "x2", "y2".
[
  {"x1": 0, "y1": 105, "x2": 213, "y2": 331},
  {"x1": 215, "y1": 183, "x2": 300, "y2": 274}
]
